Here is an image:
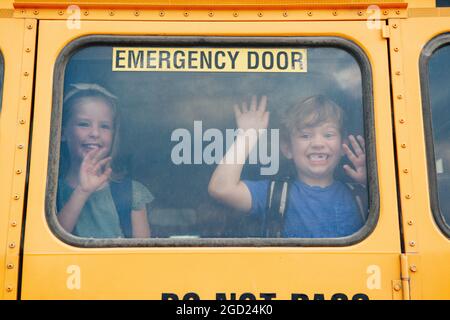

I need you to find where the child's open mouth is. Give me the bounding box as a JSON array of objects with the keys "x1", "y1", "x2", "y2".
[
  {"x1": 82, "y1": 143, "x2": 102, "y2": 151},
  {"x1": 308, "y1": 153, "x2": 329, "y2": 163}
]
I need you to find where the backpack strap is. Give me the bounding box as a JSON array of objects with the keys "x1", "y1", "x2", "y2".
[
  {"x1": 265, "y1": 178, "x2": 290, "y2": 238},
  {"x1": 110, "y1": 178, "x2": 133, "y2": 238},
  {"x1": 345, "y1": 183, "x2": 369, "y2": 222}
]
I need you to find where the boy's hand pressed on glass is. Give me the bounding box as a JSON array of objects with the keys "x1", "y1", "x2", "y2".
[
  {"x1": 342, "y1": 135, "x2": 366, "y2": 185},
  {"x1": 234, "y1": 95, "x2": 269, "y2": 132}
]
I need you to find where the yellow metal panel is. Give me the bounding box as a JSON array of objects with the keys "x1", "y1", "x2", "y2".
[
  {"x1": 390, "y1": 17, "x2": 450, "y2": 299},
  {"x1": 21, "y1": 19, "x2": 401, "y2": 299},
  {"x1": 13, "y1": 0, "x2": 409, "y2": 9},
  {"x1": 0, "y1": 18, "x2": 36, "y2": 300}
]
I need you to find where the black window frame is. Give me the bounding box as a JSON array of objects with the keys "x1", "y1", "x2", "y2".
[
  {"x1": 47, "y1": 35, "x2": 379, "y2": 248},
  {"x1": 420, "y1": 32, "x2": 450, "y2": 238}
]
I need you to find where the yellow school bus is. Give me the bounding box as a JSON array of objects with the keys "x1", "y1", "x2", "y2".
[{"x1": 0, "y1": 0, "x2": 449, "y2": 300}]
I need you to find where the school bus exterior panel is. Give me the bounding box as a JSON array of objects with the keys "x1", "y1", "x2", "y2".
[{"x1": 0, "y1": 0, "x2": 448, "y2": 300}]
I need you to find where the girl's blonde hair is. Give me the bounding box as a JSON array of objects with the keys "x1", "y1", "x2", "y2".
[{"x1": 60, "y1": 83, "x2": 126, "y2": 180}]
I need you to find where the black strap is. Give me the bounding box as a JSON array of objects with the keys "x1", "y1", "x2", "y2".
[
  {"x1": 265, "y1": 178, "x2": 290, "y2": 238},
  {"x1": 110, "y1": 178, "x2": 133, "y2": 238},
  {"x1": 345, "y1": 183, "x2": 369, "y2": 222}
]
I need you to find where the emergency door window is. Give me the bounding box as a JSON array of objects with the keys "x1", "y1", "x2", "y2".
[
  {"x1": 51, "y1": 37, "x2": 375, "y2": 245},
  {"x1": 0, "y1": 52, "x2": 3, "y2": 113},
  {"x1": 423, "y1": 39, "x2": 450, "y2": 234}
]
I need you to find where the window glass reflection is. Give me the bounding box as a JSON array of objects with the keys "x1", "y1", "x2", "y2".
[
  {"x1": 0, "y1": 52, "x2": 4, "y2": 114},
  {"x1": 57, "y1": 43, "x2": 369, "y2": 240},
  {"x1": 429, "y1": 44, "x2": 450, "y2": 227}
]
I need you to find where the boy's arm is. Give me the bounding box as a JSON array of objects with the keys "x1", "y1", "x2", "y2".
[{"x1": 208, "y1": 96, "x2": 269, "y2": 213}]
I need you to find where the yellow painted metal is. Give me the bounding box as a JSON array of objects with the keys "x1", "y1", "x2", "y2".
[
  {"x1": 0, "y1": 18, "x2": 36, "y2": 300},
  {"x1": 389, "y1": 17, "x2": 450, "y2": 299},
  {"x1": 20, "y1": 19, "x2": 401, "y2": 300},
  {"x1": 12, "y1": 7, "x2": 408, "y2": 21},
  {"x1": 12, "y1": 0, "x2": 409, "y2": 9}
]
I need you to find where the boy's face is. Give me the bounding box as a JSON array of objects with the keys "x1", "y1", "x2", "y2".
[{"x1": 282, "y1": 121, "x2": 343, "y2": 186}]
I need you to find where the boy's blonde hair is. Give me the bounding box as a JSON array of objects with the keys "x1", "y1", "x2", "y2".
[{"x1": 280, "y1": 95, "x2": 345, "y2": 142}]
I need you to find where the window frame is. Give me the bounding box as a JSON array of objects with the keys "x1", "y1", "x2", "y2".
[
  {"x1": 420, "y1": 32, "x2": 450, "y2": 238},
  {"x1": 0, "y1": 51, "x2": 4, "y2": 113},
  {"x1": 47, "y1": 35, "x2": 379, "y2": 248}
]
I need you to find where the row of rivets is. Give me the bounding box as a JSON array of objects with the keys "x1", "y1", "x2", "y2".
[
  {"x1": 27, "y1": 9, "x2": 404, "y2": 18},
  {"x1": 391, "y1": 22, "x2": 417, "y2": 253}
]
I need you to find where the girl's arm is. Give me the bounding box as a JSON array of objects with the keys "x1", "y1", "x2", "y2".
[
  {"x1": 57, "y1": 188, "x2": 91, "y2": 233},
  {"x1": 131, "y1": 208, "x2": 151, "y2": 238},
  {"x1": 208, "y1": 96, "x2": 269, "y2": 213},
  {"x1": 58, "y1": 148, "x2": 112, "y2": 233}
]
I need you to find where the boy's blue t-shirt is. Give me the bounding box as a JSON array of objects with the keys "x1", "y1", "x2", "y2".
[{"x1": 242, "y1": 179, "x2": 364, "y2": 238}]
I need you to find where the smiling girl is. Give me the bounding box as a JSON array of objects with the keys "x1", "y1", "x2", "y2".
[{"x1": 57, "y1": 83, "x2": 152, "y2": 238}]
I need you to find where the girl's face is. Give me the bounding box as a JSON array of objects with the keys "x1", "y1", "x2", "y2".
[{"x1": 63, "y1": 97, "x2": 115, "y2": 164}]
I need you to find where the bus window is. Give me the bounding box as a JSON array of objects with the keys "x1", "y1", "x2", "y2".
[
  {"x1": 423, "y1": 36, "x2": 450, "y2": 236},
  {"x1": 0, "y1": 52, "x2": 3, "y2": 113},
  {"x1": 50, "y1": 37, "x2": 377, "y2": 246}
]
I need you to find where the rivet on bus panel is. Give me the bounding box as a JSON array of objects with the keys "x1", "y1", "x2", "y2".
[
  {"x1": 283, "y1": 12, "x2": 288, "y2": 17},
  {"x1": 397, "y1": 94, "x2": 403, "y2": 100},
  {"x1": 19, "y1": 119, "x2": 26, "y2": 125},
  {"x1": 159, "y1": 11, "x2": 165, "y2": 17},
  {"x1": 11, "y1": 221, "x2": 17, "y2": 227},
  {"x1": 9, "y1": 242, "x2": 16, "y2": 249},
  {"x1": 395, "y1": 71, "x2": 401, "y2": 76},
  {"x1": 33, "y1": 10, "x2": 39, "y2": 15},
  {"x1": 18, "y1": 144, "x2": 24, "y2": 149},
  {"x1": 401, "y1": 144, "x2": 406, "y2": 148},
  {"x1": 332, "y1": 11, "x2": 338, "y2": 16},
  {"x1": 307, "y1": 11, "x2": 313, "y2": 16},
  {"x1": 7, "y1": 263, "x2": 14, "y2": 270},
  {"x1": 258, "y1": 12, "x2": 264, "y2": 17},
  {"x1": 393, "y1": 24, "x2": 398, "y2": 29},
  {"x1": 233, "y1": 12, "x2": 239, "y2": 17},
  {"x1": 405, "y1": 194, "x2": 411, "y2": 199},
  {"x1": 409, "y1": 241, "x2": 416, "y2": 247},
  {"x1": 403, "y1": 169, "x2": 408, "y2": 174},
  {"x1": 13, "y1": 194, "x2": 20, "y2": 200},
  {"x1": 393, "y1": 283, "x2": 401, "y2": 291},
  {"x1": 16, "y1": 169, "x2": 22, "y2": 174},
  {"x1": 25, "y1": 48, "x2": 31, "y2": 53},
  {"x1": 396, "y1": 10, "x2": 401, "y2": 15},
  {"x1": 410, "y1": 265, "x2": 417, "y2": 272},
  {"x1": 357, "y1": 11, "x2": 363, "y2": 16},
  {"x1": 24, "y1": 72, "x2": 29, "y2": 77},
  {"x1": 58, "y1": 10, "x2": 64, "y2": 16},
  {"x1": 109, "y1": 11, "x2": 115, "y2": 16},
  {"x1": 383, "y1": 10, "x2": 389, "y2": 15},
  {"x1": 22, "y1": 95, "x2": 28, "y2": 100},
  {"x1": 208, "y1": 12, "x2": 214, "y2": 17},
  {"x1": 27, "y1": 24, "x2": 33, "y2": 30},
  {"x1": 6, "y1": 286, "x2": 13, "y2": 293},
  {"x1": 184, "y1": 12, "x2": 189, "y2": 17},
  {"x1": 394, "y1": 48, "x2": 399, "y2": 52},
  {"x1": 407, "y1": 220, "x2": 413, "y2": 226},
  {"x1": 134, "y1": 11, "x2": 140, "y2": 16},
  {"x1": 84, "y1": 11, "x2": 89, "y2": 16}
]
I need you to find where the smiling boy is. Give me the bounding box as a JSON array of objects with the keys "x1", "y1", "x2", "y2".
[{"x1": 208, "y1": 95, "x2": 367, "y2": 238}]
